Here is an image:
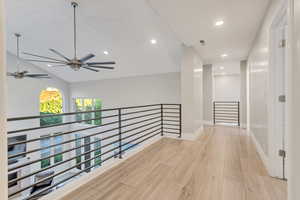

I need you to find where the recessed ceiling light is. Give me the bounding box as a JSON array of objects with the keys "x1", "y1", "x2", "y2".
[
  {"x1": 215, "y1": 20, "x2": 224, "y2": 26},
  {"x1": 221, "y1": 54, "x2": 228, "y2": 58},
  {"x1": 47, "y1": 64, "x2": 52, "y2": 67},
  {"x1": 103, "y1": 51, "x2": 109, "y2": 55},
  {"x1": 150, "y1": 39, "x2": 157, "y2": 44},
  {"x1": 220, "y1": 66, "x2": 224, "y2": 70}
]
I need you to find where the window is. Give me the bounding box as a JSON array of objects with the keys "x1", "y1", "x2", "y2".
[
  {"x1": 40, "y1": 88, "x2": 63, "y2": 126},
  {"x1": 40, "y1": 134, "x2": 64, "y2": 168},
  {"x1": 74, "y1": 98, "x2": 102, "y2": 125},
  {"x1": 75, "y1": 134, "x2": 82, "y2": 170},
  {"x1": 40, "y1": 135, "x2": 51, "y2": 168},
  {"x1": 94, "y1": 137, "x2": 101, "y2": 167},
  {"x1": 54, "y1": 134, "x2": 63, "y2": 163}
]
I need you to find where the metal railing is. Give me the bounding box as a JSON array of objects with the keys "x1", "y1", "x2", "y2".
[
  {"x1": 7, "y1": 104, "x2": 181, "y2": 200},
  {"x1": 213, "y1": 101, "x2": 240, "y2": 126}
]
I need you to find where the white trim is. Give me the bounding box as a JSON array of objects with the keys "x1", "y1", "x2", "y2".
[
  {"x1": 249, "y1": 130, "x2": 272, "y2": 175},
  {"x1": 41, "y1": 135, "x2": 162, "y2": 200}
]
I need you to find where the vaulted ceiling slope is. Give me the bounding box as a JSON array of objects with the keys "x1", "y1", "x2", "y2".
[
  {"x1": 5, "y1": 0, "x2": 182, "y2": 82},
  {"x1": 147, "y1": 0, "x2": 270, "y2": 64}
]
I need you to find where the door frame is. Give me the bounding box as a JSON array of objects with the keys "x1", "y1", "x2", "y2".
[{"x1": 268, "y1": 1, "x2": 289, "y2": 179}]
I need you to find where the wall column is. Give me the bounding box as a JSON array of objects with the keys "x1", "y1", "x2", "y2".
[
  {"x1": 289, "y1": 0, "x2": 300, "y2": 199},
  {"x1": 240, "y1": 60, "x2": 247, "y2": 128},
  {"x1": 203, "y1": 64, "x2": 213, "y2": 124},
  {"x1": 0, "y1": 0, "x2": 8, "y2": 199}
]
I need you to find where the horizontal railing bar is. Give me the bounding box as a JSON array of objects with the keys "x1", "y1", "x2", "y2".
[
  {"x1": 163, "y1": 119, "x2": 180, "y2": 123},
  {"x1": 162, "y1": 108, "x2": 179, "y2": 110},
  {"x1": 10, "y1": 134, "x2": 124, "y2": 184},
  {"x1": 8, "y1": 131, "x2": 121, "y2": 172},
  {"x1": 121, "y1": 120, "x2": 161, "y2": 135},
  {"x1": 9, "y1": 119, "x2": 160, "y2": 159},
  {"x1": 121, "y1": 125, "x2": 161, "y2": 141},
  {"x1": 163, "y1": 127, "x2": 180, "y2": 131},
  {"x1": 163, "y1": 112, "x2": 180, "y2": 114},
  {"x1": 8, "y1": 126, "x2": 120, "y2": 159},
  {"x1": 121, "y1": 108, "x2": 161, "y2": 116},
  {"x1": 214, "y1": 101, "x2": 239, "y2": 103},
  {"x1": 8, "y1": 118, "x2": 162, "y2": 171},
  {"x1": 118, "y1": 104, "x2": 161, "y2": 110},
  {"x1": 164, "y1": 131, "x2": 180, "y2": 135},
  {"x1": 120, "y1": 116, "x2": 161, "y2": 129},
  {"x1": 8, "y1": 114, "x2": 119, "y2": 135},
  {"x1": 7, "y1": 104, "x2": 162, "y2": 122},
  {"x1": 163, "y1": 123, "x2": 180, "y2": 127},
  {"x1": 121, "y1": 112, "x2": 161, "y2": 122},
  {"x1": 163, "y1": 115, "x2": 180, "y2": 118},
  {"x1": 10, "y1": 143, "x2": 121, "y2": 197},
  {"x1": 8, "y1": 116, "x2": 160, "y2": 147},
  {"x1": 8, "y1": 121, "x2": 119, "y2": 147},
  {"x1": 11, "y1": 128, "x2": 162, "y2": 197},
  {"x1": 162, "y1": 104, "x2": 180, "y2": 106}
]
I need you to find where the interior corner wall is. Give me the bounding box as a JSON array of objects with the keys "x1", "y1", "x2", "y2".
[
  {"x1": 203, "y1": 64, "x2": 213, "y2": 123},
  {"x1": 240, "y1": 60, "x2": 247, "y2": 127}
]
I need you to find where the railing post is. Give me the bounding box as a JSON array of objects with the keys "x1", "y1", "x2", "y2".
[
  {"x1": 118, "y1": 108, "x2": 122, "y2": 159},
  {"x1": 238, "y1": 102, "x2": 240, "y2": 127},
  {"x1": 179, "y1": 104, "x2": 182, "y2": 138},
  {"x1": 213, "y1": 101, "x2": 216, "y2": 125},
  {"x1": 160, "y1": 104, "x2": 164, "y2": 136}
]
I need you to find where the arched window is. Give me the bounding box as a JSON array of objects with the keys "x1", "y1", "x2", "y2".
[
  {"x1": 40, "y1": 87, "x2": 63, "y2": 126},
  {"x1": 39, "y1": 88, "x2": 64, "y2": 168}
]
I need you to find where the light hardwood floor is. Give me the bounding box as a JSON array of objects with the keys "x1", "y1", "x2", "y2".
[{"x1": 61, "y1": 126, "x2": 287, "y2": 200}]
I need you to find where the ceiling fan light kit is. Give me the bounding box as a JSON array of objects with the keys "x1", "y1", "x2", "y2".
[
  {"x1": 23, "y1": 1, "x2": 116, "y2": 73},
  {"x1": 7, "y1": 33, "x2": 51, "y2": 79}
]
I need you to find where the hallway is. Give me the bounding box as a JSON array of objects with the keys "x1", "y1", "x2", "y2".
[{"x1": 61, "y1": 126, "x2": 287, "y2": 200}]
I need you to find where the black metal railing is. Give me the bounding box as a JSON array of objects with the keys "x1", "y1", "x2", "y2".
[
  {"x1": 213, "y1": 101, "x2": 240, "y2": 126},
  {"x1": 7, "y1": 104, "x2": 181, "y2": 200}
]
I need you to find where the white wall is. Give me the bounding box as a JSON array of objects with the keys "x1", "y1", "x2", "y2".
[
  {"x1": 0, "y1": 0, "x2": 8, "y2": 199},
  {"x1": 213, "y1": 74, "x2": 240, "y2": 101},
  {"x1": 203, "y1": 64, "x2": 213, "y2": 123},
  {"x1": 247, "y1": 0, "x2": 285, "y2": 175},
  {"x1": 180, "y1": 46, "x2": 203, "y2": 138},
  {"x1": 70, "y1": 72, "x2": 180, "y2": 108},
  {"x1": 289, "y1": 0, "x2": 300, "y2": 199}
]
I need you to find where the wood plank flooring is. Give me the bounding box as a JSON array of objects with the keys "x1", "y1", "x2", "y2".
[{"x1": 61, "y1": 126, "x2": 287, "y2": 200}]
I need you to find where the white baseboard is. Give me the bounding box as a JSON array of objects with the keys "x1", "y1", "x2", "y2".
[{"x1": 249, "y1": 130, "x2": 271, "y2": 175}]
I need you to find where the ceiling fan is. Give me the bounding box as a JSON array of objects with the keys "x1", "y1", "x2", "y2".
[
  {"x1": 23, "y1": 2, "x2": 116, "y2": 72},
  {"x1": 7, "y1": 33, "x2": 50, "y2": 79}
]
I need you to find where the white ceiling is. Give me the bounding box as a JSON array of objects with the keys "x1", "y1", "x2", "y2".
[
  {"x1": 5, "y1": 0, "x2": 182, "y2": 82},
  {"x1": 147, "y1": 0, "x2": 270, "y2": 64}
]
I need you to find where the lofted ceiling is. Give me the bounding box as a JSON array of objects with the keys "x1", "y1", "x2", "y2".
[
  {"x1": 5, "y1": 0, "x2": 182, "y2": 82},
  {"x1": 147, "y1": 0, "x2": 270, "y2": 64}
]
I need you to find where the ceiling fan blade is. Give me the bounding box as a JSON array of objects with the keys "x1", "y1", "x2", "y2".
[
  {"x1": 49, "y1": 64, "x2": 68, "y2": 67},
  {"x1": 23, "y1": 52, "x2": 66, "y2": 62},
  {"x1": 82, "y1": 66, "x2": 99, "y2": 72},
  {"x1": 87, "y1": 65, "x2": 114, "y2": 70},
  {"x1": 80, "y1": 54, "x2": 95, "y2": 62},
  {"x1": 49, "y1": 49, "x2": 71, "y2": 61},
  {"x1": 25, "y1": 59, "x2": 67, "y2": 64},
  {"x1": 7, "y1": 72, "x2": 15, "y2": 76},
  {"x1": 87, "y1": 61, "x2": 116, "y2": 65},
  {"x1": 26, "y1": 75, "x2": 51, "y2": 79},
  {"x1": 26, "y1": 74, "x2": 50, "y2": 77}
]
